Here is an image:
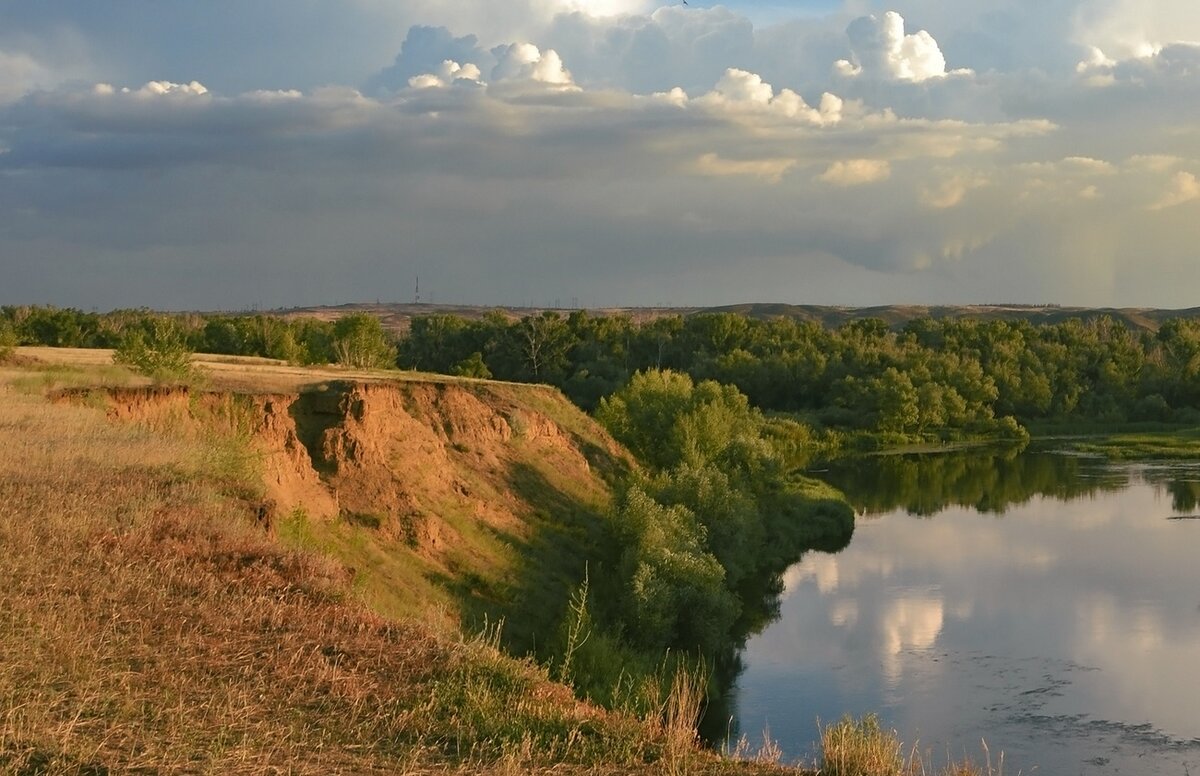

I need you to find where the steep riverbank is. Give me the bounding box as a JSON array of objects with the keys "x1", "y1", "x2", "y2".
[{"x1": 2, "y1": 357, "x2": 804, "y2": 774}]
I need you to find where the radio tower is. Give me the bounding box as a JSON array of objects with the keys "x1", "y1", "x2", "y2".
[{"x1": 414, "y1": 276, "x2": 420, "y2": 304}]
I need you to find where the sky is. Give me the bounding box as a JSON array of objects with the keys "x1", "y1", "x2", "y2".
[{"x1": 2, "y1": 0, "x2": 1200, "y2": 311}]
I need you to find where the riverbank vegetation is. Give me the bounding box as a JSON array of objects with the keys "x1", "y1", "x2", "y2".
[
  {"x1": 546, "y1": 370, "x2": 852, "y2": 711},
  {"x1": 1049, "y1": 428, "x2": 1200, "y2": 459},
  {"x1": 7, "y1": 305, "x2": 1199, "y2": 451}
]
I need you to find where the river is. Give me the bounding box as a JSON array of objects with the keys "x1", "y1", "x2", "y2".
[{"x1": 729, "y1": 450, "x2": 1200, "y2": 775}]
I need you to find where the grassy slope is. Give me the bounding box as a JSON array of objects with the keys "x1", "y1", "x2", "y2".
[{"x1": 0, "y1": 357, "x2": 799, "y2": 775}]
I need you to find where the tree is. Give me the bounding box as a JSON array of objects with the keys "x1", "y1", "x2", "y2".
[
  {"x1": 612, "y1": 487, "x2": 738, "y2": 655},
  {"x1": 400, "y1": 314, "x2": 473, "y2": 372},
  {"x1": 113, "y1": 318, "x2": 194, "y2": 381},
  {"x1": 515, "y1": 311, "x2": 574, "y2": 381},
  {"x1": 451, "y1": 352, "x2": 492, "y2": 379},
  {"x1": 595, "y1": 369, "x2": 698, "y2": 469},
  {"x1": 331, "y1": 313, "x2": 398, "y2": 369}
]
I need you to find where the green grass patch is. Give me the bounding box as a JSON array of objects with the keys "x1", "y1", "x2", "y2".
[
  {"x1": 1049, "y1": 428, "x2": 1200, "y2": 459},
  {"x1": 10, "y1": 362, "x2": 139, "y2": 394}
]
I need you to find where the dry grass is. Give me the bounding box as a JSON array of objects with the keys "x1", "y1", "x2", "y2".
[
  {"x1": 0, "y1": 364, "x2": 793, "y2": 775},
  {"x1": 817, "y1": 716, "x2": 1002, "y2": 776}
]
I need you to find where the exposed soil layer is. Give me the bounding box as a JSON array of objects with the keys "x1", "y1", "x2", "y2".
[{"x1": 61, "y1": 379, "x2": 634, "y2": 631}]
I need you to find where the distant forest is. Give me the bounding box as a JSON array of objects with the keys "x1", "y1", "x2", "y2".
[{"x1": 4, "y1": 305, "x2": 1200, "y2": 440}]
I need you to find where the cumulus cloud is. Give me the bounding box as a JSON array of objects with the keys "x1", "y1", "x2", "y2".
[
  {"x1": 1148, "y1": 171, "x2": 1200, "y2": 210},
  {"x1": 367, "y1": 26, "x2": 490, "y2": 94},
  {"x1": 835, "y1": 11, "x2": 970, "y2": 82},
  {"x1": 1068, "y1": 40, "x2": 1200, "y2": 109},
  {"x1": 93, "y1": 80, "x2": 210, "y2": 98},
  {"x1": 818, "y1": 159, "x2": 891, "y2": 186},
  {"x1": 1075, "y1": 45, "x2": 1118, "y2": 85},
  {"x1": 408, "y1": 60, "x2": 484, "y2": 89},
  {"x1": 697, "y1": 68, "x2": 844, "y2": 125},
  {"x1": 491, "y1": 42, "x2": 575, "y2": 87}
]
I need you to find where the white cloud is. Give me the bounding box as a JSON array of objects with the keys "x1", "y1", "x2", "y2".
[
  {"x1": 696, "y1": 68, "x2": 843, "y2": 125},
  {"x1": 710, "y1": 66, "x2": 772, "y2": 104},
  {"x1": 689, "y1": 152, "x2": 797, "y2": 183},
  {"x1": 835, "y1": 11, "x2": 969, "y2": 83},
  {"x1": 1148, "y1": 171, "x2": 1200, "y2": 210},
  {"x1": 125, "y1": 80, "x2": 210, "y2": 98},
  {"x1": 1072, "y1": 41, "x2": 1200, "y2": 94},
  {"x1": 1062, "y1": 156, "x2": 1116, "y2": 174},
  {"x1": 491, "y1": 42, "x2": 575, "y2": 87},
  {"x1": 1076, "y1": 45, "x2": 1117, "y2": 73},
  {"x1": 1075, "y1": 44, "x2": 1118, "y2": 85},
  {"x1": 818, "y1": 159, "x2": 891, "y2": 186},
  {"x1": 1073, "y1": 0, "x2": 1200, "y2": 63},
  {"x1": 408, "y1": 60, "x2": 484, "y2": 89},
  {"x1": 651, "y1": 86, "x2": 689, "y2": 107}
]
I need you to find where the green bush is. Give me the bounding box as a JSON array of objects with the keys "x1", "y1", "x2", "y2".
[
  {"x1": 331, "y1": 313, "x2": 397, "y2": 369},
  {"x1": 0, "y1": 320, "x2": 17, "y2": 361},
  {"x1": 113, "y1": 319, "x2": 194, "y2": 381},
  {"x1": 452, "y1": 351, "x2": 492, "y2": 379},
  {"x1": 611, "y1": 487, "x2": 738, "y2": 656}
]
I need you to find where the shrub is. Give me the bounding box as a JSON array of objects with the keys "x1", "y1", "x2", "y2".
[
  {"x1": 612, "y1": 487, "x2": 737, "y2": 655},
  {"x1": 0, "y1": 320, "x2": 17, "y2": 361},
  {"x1": 819, "y1": 714, "x2": 904, "y2": 776},
  {"x1": 452, "y1": 351, "x2": 493, "y2": 379},
  {"x1": 113, "y1": 318, "x2": 194, "y2": 381}
]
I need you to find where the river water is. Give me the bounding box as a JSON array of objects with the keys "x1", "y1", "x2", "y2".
[{"x1": 730, "y1": 451, "x2": 1200, "y2": 775}]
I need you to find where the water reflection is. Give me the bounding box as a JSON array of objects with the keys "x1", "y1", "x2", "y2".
[
  {"x1": 819, "y1": 448, "x2": 1132, "y2": 516},
  {"x1": 1167, "y1": 478, "x2": 1200, "y2": 512},
  {"x1": 733, "y1": 453, "x2": 1200, "y2": 774}
]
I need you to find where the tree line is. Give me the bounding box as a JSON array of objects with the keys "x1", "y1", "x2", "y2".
[
  {"x1": 397, "y1": 310, "x2": 1200, "y2": 439},
  {"x1": 5, "y1": 305, "x2": 1200, "y2": 438},
  {"x1": 0, "y1": 306, "x2": 397, "y2": 371}
]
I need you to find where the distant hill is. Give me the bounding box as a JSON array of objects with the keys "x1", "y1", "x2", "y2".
[{"x1": 272, "y1": 301, "x2": 1200, "y2": 335}]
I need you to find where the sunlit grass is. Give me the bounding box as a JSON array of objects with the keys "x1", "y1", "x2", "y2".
[{"x1": 817, "y1": 715, "x2": 1005, "y2": 776}]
